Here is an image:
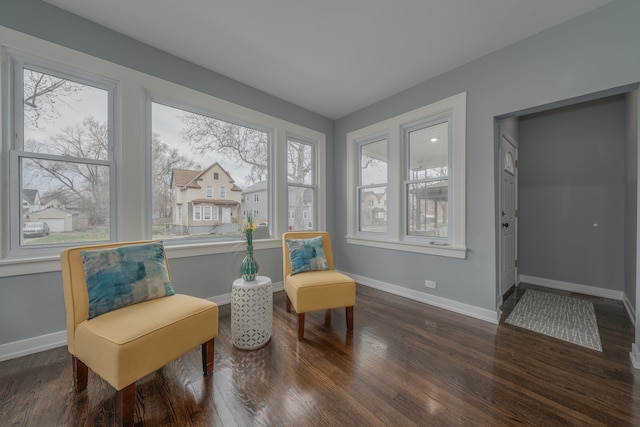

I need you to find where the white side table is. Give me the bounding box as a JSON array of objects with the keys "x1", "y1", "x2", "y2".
[{"x1": 231, "y1": 276, "x2": 273, "y2": 350}]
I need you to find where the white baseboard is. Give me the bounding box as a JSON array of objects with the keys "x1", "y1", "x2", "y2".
[
  {"x1": 0, "y1": 330, "x2": 67, "y2": 363},
  {"x1": 0, "y1": 282, "x2": 285, "y2": 363},
  {"x1": 346, "y1": 272, "x2": 499, "y2": 325},
  {"x1": 519, "y1": 275, "x2": 624, "y2": 300},
  {"x1": 631, "y1": 344, "x2": 640, "y2": 370},
  {"x1": 622, "y1": 293, "x2": 636, "y2": 328}
]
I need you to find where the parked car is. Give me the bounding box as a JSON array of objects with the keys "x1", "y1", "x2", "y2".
[{"x1": 23, "y1": 221, "x2": 50, "y2": 238}]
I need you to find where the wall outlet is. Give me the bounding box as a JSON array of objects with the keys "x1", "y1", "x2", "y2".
[{"x1": 424, "y1": 279, "x2": 437, "y2": 289}]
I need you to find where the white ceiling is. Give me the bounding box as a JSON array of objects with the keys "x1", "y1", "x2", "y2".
[{"x1": 44, "y1": 0, "x2": 613, "y2": 120}]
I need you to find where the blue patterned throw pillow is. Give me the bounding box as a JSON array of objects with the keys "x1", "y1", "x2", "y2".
[
  {"x1": 81, "y1": 241, "x2": 175, "y2": 319},
  {"x1": 286, "y1": 236, "x2": 330, "y2": 275}
]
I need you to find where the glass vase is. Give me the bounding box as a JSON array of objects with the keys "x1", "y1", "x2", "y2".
[{"x1": 241, "y1": 245, "x2": 259, "y2": 282}]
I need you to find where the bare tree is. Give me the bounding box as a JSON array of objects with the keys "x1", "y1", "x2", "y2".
[
  {"x1": 180, "y1": 113, "x2": 268, "y2": 185},
  {"x1": 151, "y1": 133, "x2": 199, "y2": 219},
  {"x1": 23, "y1": 69, "x2": 82, "y2": 130},
  {"x1": 25, "y1": 117, "x2": 109, "y2": 225}
]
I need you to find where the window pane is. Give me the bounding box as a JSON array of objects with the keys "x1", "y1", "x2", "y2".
[
  {"x1": 288, "y1": 186, "x2": 314, "y2": 231},
  {"x1": 406, "y1": 181, "x2": 448, "y2": 238},
  {"x1": 21, "y1": 157, "x2": 110, "y2": 245},
  {"x1": 23, "y1": 69, "x2": 109, "y2": 160},
  {"x1": 151, "y1": 102, "x2": 269, "y2": 241},
  {"x1": 408, "y1": 122, "x2": 448, "y2": 180},
  {"x1": 360, "y1": 139, "x2": 387, "y2": 186},
  {"x1": 288, "y1": 139, "x2": 313, "y2": 184},
  {"x1": 359, "y1": 186, "x2": 387, "y2": 233}
]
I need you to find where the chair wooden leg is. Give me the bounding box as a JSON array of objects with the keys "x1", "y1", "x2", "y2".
[
  {"x1": 202, "y1": 338, "x2": 215, "y2": 375},
  {"x1": 346, "y1": 306, "x2": 354, "y2": 333},
  {"x1": 73, "y1": 356, "x2": 88, "y2": 391},
  {"x1": 286, "y1": 294, "x2": 292, "y2": 313},
  {"x1": 116, "y1": 383, "x2": 136, "y2": 427},
  {"x1": 297, "y1": 313, "x2": 305, "y2": 340}
]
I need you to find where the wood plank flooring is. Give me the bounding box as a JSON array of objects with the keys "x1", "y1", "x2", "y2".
[{"x1": 1, "y1": 283, "x2": 638, "y2": 426}]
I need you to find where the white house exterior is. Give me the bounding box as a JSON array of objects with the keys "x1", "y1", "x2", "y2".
[{"x1": 171, "y1": 163, "x2": 242, "y2": 235}]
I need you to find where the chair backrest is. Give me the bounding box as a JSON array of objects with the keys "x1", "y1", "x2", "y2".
[
  {"x1": 59, "y1": 240, "x2": 167, "y2": 354},
  {"x1": 282, "y1": 231, "x2": 335, "y2": 278}
]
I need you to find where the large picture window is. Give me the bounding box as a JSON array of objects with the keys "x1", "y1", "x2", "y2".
[
  {"x1": 7, "y1": 55, "x2": 116, "y2": 253},
  {"x1": 346, "y1": 92, "x2": 466, "y2": 258},
  {"x1": 151, "y1": 101, "x2": 269, "y2": 242}
]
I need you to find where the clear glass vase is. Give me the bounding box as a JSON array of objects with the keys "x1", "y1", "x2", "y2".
[{"x1": 241, "y1": 245, "x2": 259, "y2": 282}]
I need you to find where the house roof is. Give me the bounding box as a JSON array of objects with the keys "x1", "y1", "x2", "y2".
[
  {"x1": 22, "y1": 189, "x2": 39, "y2": 205},
  {"x1": 172, "y1": 162, "x2": 242, "y2": 191}
]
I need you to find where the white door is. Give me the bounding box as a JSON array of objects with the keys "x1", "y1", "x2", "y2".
[
  {"x1": 500, "y1": 133, "x2": 518, "y2": 296},
  {"x1": 222, "y1": 207, "x2": 231, "y2": 223}
]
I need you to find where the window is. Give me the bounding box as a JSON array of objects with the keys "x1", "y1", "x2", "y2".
[
  {"x1": 0, "y1": 30, "x2": 329, "y2": 274},
  {"x1": 254, "y1": 194, "x2": 259, "y2": 202},
  {"x1": 287, "y1": 138, "x2": 316, "y2": 231},
  {"x1": 404, "y1": 120, "x2": 449, "y2": 239},
  {"x1": 6, "y1": 54, "x2": 116, "y2": 253},
  {"x1": 357, "y1": 137, "x2": 388, "y2": 234},
  {"x1": 151, "y1": 101, "x2": 268, "y2": 242},
  {"x1": 346, "y1": 92, "x2": 466, "y2": 258}
]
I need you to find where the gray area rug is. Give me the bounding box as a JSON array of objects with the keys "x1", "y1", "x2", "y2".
[{"x1": 505, "y1": 289, "x2": 602, "y2": 352}]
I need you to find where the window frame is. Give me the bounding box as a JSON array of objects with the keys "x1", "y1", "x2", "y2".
[
  {"x1": 346, "y1": 92, "x2": 466, "y2": 259},
  {"x1": 0, "y1": 27, "x2": 326, "y2": 276},
  {"x1": 356, "y1": 133, "x2": 389, "y2": 236},
  {"x1": 286, "y1": 136, "x2": 318, "y2": 232},
  {"x1": 4, "y1": 52, "x2": 118, "y2": 258}
]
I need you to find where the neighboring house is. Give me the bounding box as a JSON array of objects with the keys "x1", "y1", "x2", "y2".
[
  {"x1": 28, "y1": 206, "x2": 77, "y2": 232},
  {"x1": 22, "y1": 189, "x2": 41, "y2": 219},
  {"x1": 360, "y1": 190, "x2": 386, "y2": 229},
  {"x1": 287, "y1": 187, "x2": 314, "y2": 231},
  {"x1": 241, "y1": 181, "x2": 268, "y2": 224},
  {"x1": 171, "y1": 163, "x2": 243, "y2": 234}
]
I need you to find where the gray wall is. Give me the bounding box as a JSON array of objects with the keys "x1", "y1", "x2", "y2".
[
  {"x1": 1, "y1": 0, "x2": 640, "y2": 349},
  {"x1": 518, "y1": 96, "x2": 626, "y2": 290},
  {"x1": 0, "y1": 0, "x2": 332, "y2": 346},
  {"x1": 626, "y1": 91, "x2": 638, "y2": 312},
  {"x1": 333, "y1": 0, "x2": 640, "y2": 313}
]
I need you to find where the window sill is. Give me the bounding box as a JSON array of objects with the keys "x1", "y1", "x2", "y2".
[
  {"x1": 346, "y1": 236, "x2": 467, "y2": 259},
  {"x1": 0, "y1": 239, "x2": 282, "y2": 278}
]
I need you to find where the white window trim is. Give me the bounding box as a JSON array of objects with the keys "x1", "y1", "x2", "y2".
[
  {"x1": 346, "y1": 92, "x2": 466, "y2": 259},
  {"x1": 203, "y1": 205, "x2": 212, "y2": 220},
  {"x1": 206, "y1": 185, "x2": 213, "y2": 198},
  {"x1": 0, "y1": 26, "x2": 325, "y2": 276},
  {"x1": 219, "y1": 186, "x2": 226, "y2": 199},
  {"x1": 193, "y1": 205, "x2": 202, "y2": 221},
  {"x1": 3, "y1": 51, "x2": 118, "y2": 258}
]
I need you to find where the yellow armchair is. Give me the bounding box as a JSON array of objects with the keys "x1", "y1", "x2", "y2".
[
  {"x1": 282, "y1": 232, "x2": 355, "y2": 340},
  {"x1": 60, "y1": 241, "x2": 218, "y2": 426}
]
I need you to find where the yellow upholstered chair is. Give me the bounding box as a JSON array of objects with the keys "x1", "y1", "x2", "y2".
[
  {"x1": 282, "y1": 231, "x2": 355, "y2": 340},
  {"x1": 60, "y1": 240, "x2": 218, "y2": 427}
]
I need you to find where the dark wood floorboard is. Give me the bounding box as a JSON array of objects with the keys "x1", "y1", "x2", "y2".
[{"x1": 1, "y1": 283, "x2": 638, "y2": 426}]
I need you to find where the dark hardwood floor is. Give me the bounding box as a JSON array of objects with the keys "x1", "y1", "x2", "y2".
[{"x1": 1, "y1": 283, "x2": 638, "y2": 426}]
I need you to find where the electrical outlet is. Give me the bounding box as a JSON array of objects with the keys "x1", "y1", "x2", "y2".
[{"x1": 424, "y1": 279, "x2": 436, "y2": 289}]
